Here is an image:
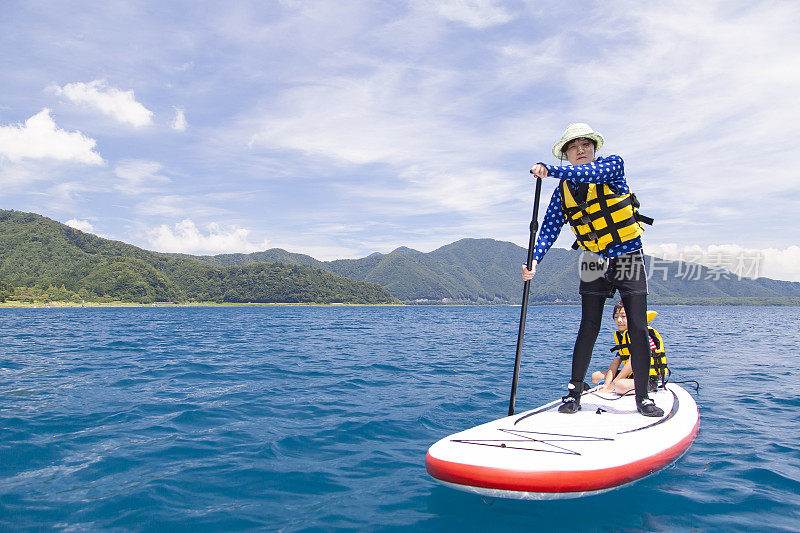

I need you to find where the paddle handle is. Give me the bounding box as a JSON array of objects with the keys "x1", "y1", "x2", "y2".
[{"x1": 508, "y1": 175, "x2": 543, "y2": 416}]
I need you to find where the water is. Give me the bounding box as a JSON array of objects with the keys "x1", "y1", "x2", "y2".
[{"x1": 1, "y1": 306, "x2": 798, "y2": 531}]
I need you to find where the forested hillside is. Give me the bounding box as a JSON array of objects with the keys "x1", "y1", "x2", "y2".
[
  {"x1": 0, "y1": 210, "x2": 396, "y2": 304},
  {"x1": 3, "y1": 209, "x2": 798, "y2": 306}
]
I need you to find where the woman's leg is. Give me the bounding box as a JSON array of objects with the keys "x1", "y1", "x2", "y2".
[
  {"x1": 559, "y1": 293, "x2": 606, "y2": 413},
  {"x1": 571, "y1": 294, "x2": 606, "y2": 384},
  {"x1": 621, "y1": 293, "x2": 650, "y2": 401}
]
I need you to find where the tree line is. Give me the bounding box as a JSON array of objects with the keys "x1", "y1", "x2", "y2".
[{"x1": 0, "y1": 210, "x2": 396, "y2": 304}]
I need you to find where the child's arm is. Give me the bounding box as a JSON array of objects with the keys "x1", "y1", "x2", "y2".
[
  {"x1": 601, "y1": 357, "x2": 622, "y2": 391},
  {"x1": 608, "y1": 360, "x2": 633, "y2": 390}
]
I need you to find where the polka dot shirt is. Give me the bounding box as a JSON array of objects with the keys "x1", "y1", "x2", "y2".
[{"x1": 531, "y1": 155, "x2": 643, "y2": 262}]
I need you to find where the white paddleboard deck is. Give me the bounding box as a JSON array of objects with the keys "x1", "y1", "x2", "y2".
[{"x1": 426, "y1": 383, "x2": 699, "y2": 500}]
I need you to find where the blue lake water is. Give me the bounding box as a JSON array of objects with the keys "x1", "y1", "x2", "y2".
[{"x1": 1, "y1": 305, "x2": 799, "y2": 531}]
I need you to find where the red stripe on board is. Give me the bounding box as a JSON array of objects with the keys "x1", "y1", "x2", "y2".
[{"x1": 426, "y1": 418, "x2": 699, "y2": 494}]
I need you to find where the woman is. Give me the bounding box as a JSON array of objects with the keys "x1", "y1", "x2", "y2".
[{"x1": 522, "y1": 123, "x2": 663, "y2": 417}]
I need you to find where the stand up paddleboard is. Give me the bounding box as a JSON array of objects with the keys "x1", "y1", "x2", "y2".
[{"x1": 426, "y1": 383, "x2": 699, "y2": 500}]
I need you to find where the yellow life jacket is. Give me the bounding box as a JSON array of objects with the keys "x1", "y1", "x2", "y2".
[
  {"x1": 612, "y1": 326, "x2": 668, "y2": 379},
  {"x1": 560, "y1": 180, "x2": 653, "y2": 253}
]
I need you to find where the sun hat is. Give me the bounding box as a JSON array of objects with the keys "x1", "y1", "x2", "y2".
[{"x1": 552, "y1": 123, "x2": 604, "y2": 159}]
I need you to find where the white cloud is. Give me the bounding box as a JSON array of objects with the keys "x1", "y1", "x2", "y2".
[
  {"x1": 249, "y1": 67, "x2": 445, "y2": 167},
  {"x1": 645, "y1": 243, "x2": 800, "y2": 282},
  {"x1": 146, "y1": 219, "x2": 270, "y2": 254},
  {"x1": 348, "y1": 166, "x2": 521, "y2": 216},
  {"x1": 0, "y1": 109, "x2": 103, "y2": 164},
  {"x1": 50, "y1": 181, "x2": 93, "y2": 201},
  {"x1": 134, "y1": 195, "x2": 228, "y2": 218},
  {"x1": 135, "y1": 195, "x2": 187, "y2": 217},
  {"x1": 43, "y1": 181, "x2": 98, "y2": 213},
  {"x1": 171, "y1": 108, "x2": 187, "y2": 131},
  {"x1": 0, "y1": 162, "x2": 43, "y2": 188},
  {"x1": 248, "y1": 64, "x2": 523, "y2": 215},
  {"x1": 113, "y1": 160, "x2": 169, "y2": 195},
  {"x1": 52, "y1": 80, "x2": 153, "y2": 127},
  {"x1": 422, "y1": 0, "x2": 514, "y2": 29},
  {"x1": 65, "y1": 218, "x2": 95, "y2": 233}
]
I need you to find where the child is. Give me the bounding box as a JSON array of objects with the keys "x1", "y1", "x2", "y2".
[{"x1": 592, "y1": 300, "x2": 668, "y2": 395}]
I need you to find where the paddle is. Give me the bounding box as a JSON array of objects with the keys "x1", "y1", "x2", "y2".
[{"x1": 508, "y1": 174, "x2": 543, "y2": 416}]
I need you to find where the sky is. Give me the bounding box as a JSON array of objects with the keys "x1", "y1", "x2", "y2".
[{"x1": 1, "y1": 1, "x2": 799, "y2": 281}]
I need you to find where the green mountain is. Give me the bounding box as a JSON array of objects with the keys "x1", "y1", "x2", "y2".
[
  {"x1": 0, "y1": 210, "x2": 396, "y2": 304},
  {"x1": 190, "y1": 238, "x2": 800, "y2": 304},
  {"x1": 3, "y1": 208, "x2": 797, "y2": 305},
  {"x1": 191, "y1": 239, "x2": 548, "y2": 302}
]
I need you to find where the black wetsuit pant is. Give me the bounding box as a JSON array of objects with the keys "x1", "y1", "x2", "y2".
[{"x1": 571, "y1": 293, "x2": 652, "y2": 401}]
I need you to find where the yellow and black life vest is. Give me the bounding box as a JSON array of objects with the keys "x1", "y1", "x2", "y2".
[
  {"x1": 560, "y1": 180, "x2": 653, "y2": 253},
  {"x1": 611, "y1": 327, "x2": 668, "y2": 380}
]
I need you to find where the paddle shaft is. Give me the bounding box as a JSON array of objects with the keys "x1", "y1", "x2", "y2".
[{"x1": 508, "y1": 175, "x2": 543, "y2": 416}]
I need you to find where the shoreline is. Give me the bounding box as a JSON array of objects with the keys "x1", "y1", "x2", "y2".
[
  {"x1": 0, "y1": 301, "x2": 405, "y2": 308},
  {"x1": 2, "y1": 300, "x2": 799, "y2": 308}
]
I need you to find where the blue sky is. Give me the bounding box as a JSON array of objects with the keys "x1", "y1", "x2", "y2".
[{"x1": 1, "y1": 1, "x2": 798, "y2": 280}]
